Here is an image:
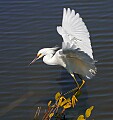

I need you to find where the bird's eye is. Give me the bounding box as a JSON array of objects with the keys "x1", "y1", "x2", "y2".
[{"x1": 37, "y1": 53, "x2": 42, "y2": 57}]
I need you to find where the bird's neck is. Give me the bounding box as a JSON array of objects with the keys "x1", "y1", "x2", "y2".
[{"x1": 43, "y1": 53, "x2": 57, "y2": 65}]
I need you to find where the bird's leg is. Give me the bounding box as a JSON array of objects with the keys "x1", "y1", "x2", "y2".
[
  {"x1": 63, "y1": 73, "x2": 79, "y2": 95},
  {"x1": 77, "y1": 74, "x2": 82, "y2": 81},
  {"x1": 77, "y1": 74, "x2": 85, "y2": 85},
  {"x1": 64, "y1": 87, "x2": 78, "y2": 96},
  {"x1": 64, "y1": 74, "x2": 84, "y2": 96},
  {"x1": 70, "y1": 73, "x2": 79, "y2": 89},
  {"x1": 64, "y1": 80, "x2": 85, "y2": 96}
]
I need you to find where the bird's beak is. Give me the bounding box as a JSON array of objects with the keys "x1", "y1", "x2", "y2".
[
  {"x1": 29, "y1": 54, "x2": 42, "y2": 65},
  {"x1": 29, "y1": 57, "x2": 38, "y2": 65}
]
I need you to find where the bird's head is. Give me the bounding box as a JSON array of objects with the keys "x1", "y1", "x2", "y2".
[
  {"x1": 29, "y1": 47, "x2": 59, "y2": 65},
  {"x1": 29, "y1": 48, "x2": 47, "y2": 65}
]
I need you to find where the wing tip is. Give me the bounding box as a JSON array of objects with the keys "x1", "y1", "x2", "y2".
[{"x1": 63, "y1": 8, "x2": 76, "y2": 13}]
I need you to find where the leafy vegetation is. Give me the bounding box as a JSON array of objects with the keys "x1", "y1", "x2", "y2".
[
  {"x1": 77, "y1": 106, "x2": 94, "y2": 120},
  {"x1": 34, "y1": 80, "x2": 94, "y2": 120}
]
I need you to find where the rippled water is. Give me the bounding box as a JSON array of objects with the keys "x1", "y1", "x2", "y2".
[{"x1": 0, "y1": 0, "x2": 113, "y2": 120}]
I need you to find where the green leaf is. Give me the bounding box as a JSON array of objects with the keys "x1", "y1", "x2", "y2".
[
  {"x1": 55, "y1": 92, "x2": 61, "y2": 101},
  {"x1": 85, "y1": 106, "x2": 94, "y2": 118},
  {"x1": 77, "y1": 115, "x2": 85, "y2": 120}
]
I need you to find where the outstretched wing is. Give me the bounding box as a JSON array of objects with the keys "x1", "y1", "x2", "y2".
[
  {"x1": 57, "y1": 8, "x2": 96, "y2": 78},
  {"x1": 57, "y1": 8, "x2": 93, "y2": 59}
]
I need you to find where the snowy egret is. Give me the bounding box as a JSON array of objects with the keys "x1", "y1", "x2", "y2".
[{"x1": 30, "y1": 8, "x2": 96, "y2": 88}]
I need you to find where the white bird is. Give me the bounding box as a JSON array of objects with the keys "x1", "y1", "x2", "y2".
[{"x1": 30, "y1": 8, "x2": 96, "y2": 88}]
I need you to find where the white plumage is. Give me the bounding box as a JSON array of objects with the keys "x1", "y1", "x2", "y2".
[
  {"x1": 30, "y1": 8, "x2": 96, "y2": 87},
  {"x1": 57, "y1": 8, "x2": 93, "y2": 59}
]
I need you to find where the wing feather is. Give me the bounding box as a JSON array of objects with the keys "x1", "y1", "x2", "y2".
[
  {"x1": 60, "y1": 42, "x2": 96, "y2": 79},
  {"x1": 57, "y1": 8, "x2": 93, "y2": 59}
]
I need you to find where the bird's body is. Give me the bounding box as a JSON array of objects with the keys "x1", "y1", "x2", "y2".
[{"x1": 30, "y1": 8, "x2": 96, "y2": 87}]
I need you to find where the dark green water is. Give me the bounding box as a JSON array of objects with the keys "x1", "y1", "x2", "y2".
[{"x1": 0, "y1": 0, "x2": 113, "y2": 120}]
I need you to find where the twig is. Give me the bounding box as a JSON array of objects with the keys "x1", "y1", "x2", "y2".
[{"x1": 34, "y1": 107, "x2": 41, "y2": 120}]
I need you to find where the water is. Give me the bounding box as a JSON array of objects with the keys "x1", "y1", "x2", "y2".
[{"x1": 0, "y1": 0, "x2": 113, "y2": 120}]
